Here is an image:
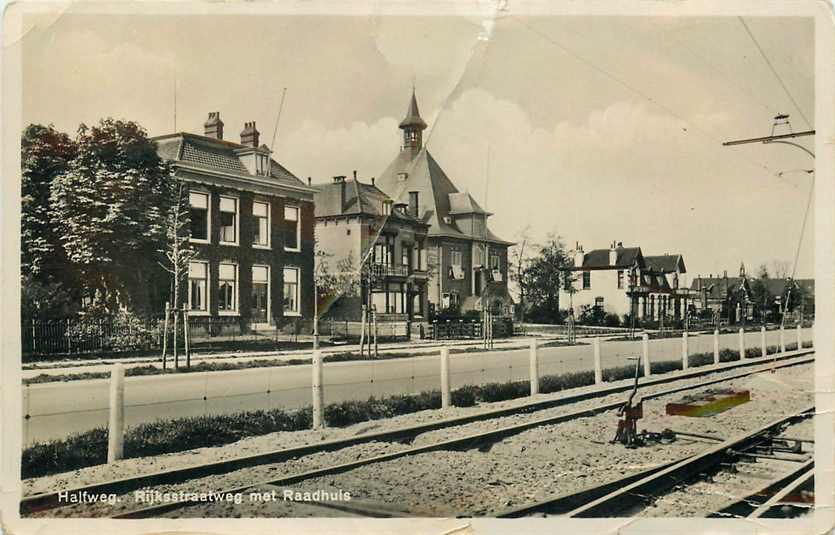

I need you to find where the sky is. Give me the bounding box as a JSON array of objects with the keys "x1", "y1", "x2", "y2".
[{"x1": 20, "y1": 12, "x2": 816, "y2": 282}]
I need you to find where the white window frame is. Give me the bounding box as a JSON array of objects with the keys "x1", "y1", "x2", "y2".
[
  {"x1": 189, "y1": 191, "x2": 211, "y2": 244},
  {"x1": 252, "y1": 200, "x2": 271, "y2": 249},
  {"x1": 283, "y1": 266, "x2": 301, "y2": 316},
  {"x1": 451, "y1": 250, "x2": 463, "y2": 267},
  {"x1": 188, "y1": 260, "x2": 210, "y2": 315},
  {"x1": 218, "y1": 262, "x2": 238, "y2": 315},
  {"x1": 284, "y1": 205, "x2": 301, "y2": 252},
  {"x1": 219, "y1": 195, "x2": 239, "y2": 246},
  {"x1": 251, "y1": 264, "x2": 271, "y2": 325}
]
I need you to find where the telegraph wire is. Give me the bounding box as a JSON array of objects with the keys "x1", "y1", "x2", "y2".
[
  {"x1": 512, "y1": 18, "x2": 781, "y2": 178},
  {"x1": 738, "y1": 17, "x2": 812, "y2": 130}
]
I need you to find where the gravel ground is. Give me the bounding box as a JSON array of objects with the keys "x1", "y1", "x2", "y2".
[
  {"x1": 641, "y1": 418, "x2": 816, "y2": 517},
  {"x1": 185, "y1": 362, "x2": 812, "y2": 518},
  {"x1": 26, "y1": 358, "x2": 811, "y2": 518}
]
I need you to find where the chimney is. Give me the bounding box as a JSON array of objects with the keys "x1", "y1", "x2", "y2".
[
  {"x1": 609, "y1": 243, "x2": 618, "y2": 266},
  {"x1": 574, "y1": 244, "x2": 584, "y2": 268},
  {"x1": 371, "y1": 177, "x2": 376, "y2": 186},
  {"x1": 240, "y1": 121, "x2": 260, "y2": 147},
  {"x1": 307, "y1": 177, "x2": 312, "y2": 186},
  {"x1": 353, "y1": 170, "x2": 357, "y2": 180},
  {"x1": 723, "y1": 270, "x2": 727, "y2": 278},
  {"x1": 204, "y1": 112, "x2": 224, "y2": 139},
  {"x1": 333, "y1": 176, "x2": 346, "y2": 212}
]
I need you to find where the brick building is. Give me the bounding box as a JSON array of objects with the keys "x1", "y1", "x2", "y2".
[
  {"x1": 313, "y1": 173, "x2": 430, "y2": 322},
  {"x1": 154, "y1": 113, "x2": 316, "y2": 330},
  {"x1": 375, "y1": 90, "x2": 514, "y2": 317}
]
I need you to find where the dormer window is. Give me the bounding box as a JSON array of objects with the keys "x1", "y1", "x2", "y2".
[
  {"x1": 256, "y1": 153, "x2": 270, "y2": 176},
  {"x1": 382, "y1": 200, "x2": 393, "y2": 216}
]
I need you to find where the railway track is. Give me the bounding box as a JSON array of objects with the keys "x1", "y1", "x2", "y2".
[
  {"x1": 497, "y1": 406, "x2": 814, "y2": 518},
  {"x1": 22, "y1": 350, "x2": 814, "y2": 519}
]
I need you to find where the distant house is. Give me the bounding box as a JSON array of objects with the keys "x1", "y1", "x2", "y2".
[
  {"x1": 154, "y1": 113, "x2": 316, "y2": 330},
  {"x1": 313, "y1": 173, "x2": 430, "y2": 323},
  {"x1": 691, "y1": 266, "x2": 814, "y2": 323},
  {"x1": 561, "y1": 242, "x2": 689, "y2": 320},
  {"x1": 374, "y1": 89, "x2": 514, "y2": 317}
]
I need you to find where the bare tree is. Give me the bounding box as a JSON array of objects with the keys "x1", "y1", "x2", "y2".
[
  {"x1": 770, "y1": 260, "x2": 791, "y2": 279},
  {"x1": 508, "y1": 225, "x2": 533, "y2": 323},
  {"x1": 157, "y1": 182, "x2": 197, "y2": 369}
]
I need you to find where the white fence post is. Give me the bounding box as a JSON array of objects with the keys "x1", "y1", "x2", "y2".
[
  {"x1": 642, "y1": 333, "x2": 651, "y2": 377},
  {"x1": 739, "y1": 328, "x2": 746, "y2": 359},
  {"x1": 440, "y1": 347, "x2": 451, "y2": 408},
  {"x1": 529, "y1": 339, "x2": 539, "y2": 396},
  {"x1": 780, "y1": 325, "x2": 786, "y2": 353},
  {"x1": 713, "y1": 329, "x2": 720, "y2": 365},
  {"x1": 312, "y1": 350, "x2": 324, "y2": 429},
  {"x1": 681, "y1": 332, "x2": 689, "y2": 370},
  {"x1": 760, "y1": 326, "x2": 767, "y2": 358},
  {"x1": 593, "y1": 337, "x2": 602, "y2": 385},
  {"x1": 796, "y1": 324, "x2": 802, "y2": 350},
  {"x1": 107, "y1": 363, "x2": 125, "y2": 463}
]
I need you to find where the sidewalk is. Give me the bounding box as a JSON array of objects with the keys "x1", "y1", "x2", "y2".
[{"x1": 22, "y1": 334, "x2": 578, "y2": 379}]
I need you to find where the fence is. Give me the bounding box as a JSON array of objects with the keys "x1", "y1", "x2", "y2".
[
  {"x1": 22, "y1": 318, "x2": 162, "y2": 356},
  {"x1": 23, "y1": 325, "x2": 815, "y2": 446},
  {"x1": 428, "y1": 317, "x2": 513, "y2": 340}
]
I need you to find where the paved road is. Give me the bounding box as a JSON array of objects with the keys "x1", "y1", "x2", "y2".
[{"x1": 22, "y1": 327, "x2": 810, "y2": 445}]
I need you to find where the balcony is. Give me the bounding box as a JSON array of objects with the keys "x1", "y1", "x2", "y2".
[{"x1": 370, "y1": 263, "x2": 409, "y2": 278}]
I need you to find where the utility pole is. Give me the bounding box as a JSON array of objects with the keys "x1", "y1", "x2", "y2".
[{"x1": 723, "y1": 114, "x2": 815, "y2": 332}]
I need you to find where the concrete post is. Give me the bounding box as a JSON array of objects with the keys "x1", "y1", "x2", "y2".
[
  {"x1": 107, "y1": 363, "x2": 125, "y2": 463},
  {"x1": 739, "y1": 328, "x2": 746, "y2": 359},
  {"x1": 312, "y1": 350, "x2": 324, "y2": 429},
  {"x1": 780, "y1": 325, "x2": 786, "y2": 353},
  {"x1": 760, "y1": 326, "x2": 767, "y2": 358},
  {"x1": 642, "y1": 332, "x2": 651, "y2": 377},
  {"x1": 529, "y1": 339, "x2": 539, "y2": 396},
  {"x1": 440, "y1": 347, "x2": 451, "y2": 408},
  {"x1": 713, "y1": 329, "x2": 720, "y2": 365},
  {"x1": 593, "y1": 337, "x2": 602, "y2": 385},
  {"x1": 681, "y1": 332, "x2": 689, "y2": 370},
  {"x1": 796, "y1": 324, "x2": 802, "y2": 350}
]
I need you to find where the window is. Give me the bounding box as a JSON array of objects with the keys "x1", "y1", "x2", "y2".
[
  {"x1": 284, "y1": 206, "x2": 300, "y2": 251},
  {"x1": 490, "y1": 255, "x2": 500, "y2": 271},
  {"x1": 251, "y1": 265, "x2": 269, "y2": 323},
  {"x1": 473, "y1": 217, "x2": 484, "y2": 237},
  {"x1": 450, "y1": 249, "x2": 464, "y2": 280},
  {"x1": 218, "y1": 263, "x2": 237, "y2": 313},
  {"x1": 256, "y1": 153, "x2": 269, "y2": 175},
  {"x1": 283, "y1": 267, "x2": 300, "y2": 314},
  {"x1": 473, "y1": 246, "x2": 483, "y2": 268},
  {"x1": 253, "y1": 201, "x2": 270, "y2": 248},
  {"x1": 582, "y1": 271, "x2": 591, "y2": 289},
  {"x1": 373, "y1": 236, "x2": 392, "y2": 265},
  {"x1": 382, "y1": 200, "x2": 392, "y2": 216},
  {"x1": 219, "y1": 196, "x2": 238, "y2": 244},
  {"x1": 189, "y1": 191, "x2": 209, "y2": 242},
  {"x1": 451, "y1": 250, "x2": 463, "y2": 267},
  {"x1": 442, "y1": 292, "x2": 460, "y2": 310},
  {"x1": 402, "y1": 245, "x2": 410, "y2": 268},
  {"x1": 414, "y1": 242, "x2": 424, "y2": 271},
  {"x1": 408, "y1": 191, "x2": 419, "y2": 217},
  {"x1": 188, "y1": 261, "x2": 208, "y2": 312},
  {"x1": 617, "y1": 270, "x2": 624, "y2": 289},
  {"x1": 595, "y1": 297, "x2": 604, "y2": 309}
]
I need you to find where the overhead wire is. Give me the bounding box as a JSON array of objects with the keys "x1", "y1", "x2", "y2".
[
  {"x1": 738, "y1": 17, "x2": 813, "y2": 130},
  {"x1": 510, "y1": 17, "x2": 781, "y2": 178}
]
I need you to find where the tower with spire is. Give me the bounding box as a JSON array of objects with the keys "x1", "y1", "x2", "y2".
[
  {"x1": 375, "y1": 87, "x2": 515, "y2": 320},
  {"x1": 399, "y1": 87, "x2": 427, "y2": 158}
]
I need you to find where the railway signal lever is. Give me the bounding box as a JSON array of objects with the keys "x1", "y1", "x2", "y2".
[{"x1": 612, "y1": 357, "x2": 644, "y2": 448}]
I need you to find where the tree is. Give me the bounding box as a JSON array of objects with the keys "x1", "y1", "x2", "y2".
[
  {"x1": 508, "y1": 225, "x2": 533, "y2": 322},
  {"x1": 21, "y1": 124, "x2": 79, "y2": 318},
  {"x1": 158, "y1": 182, "x2": 197, "y2": 368},
  {"x1": 49, "y1": 119, "x2": 175, "y2": 316},
  {"x1": 520, "y1": 234, "x2": 573, "y2": 324},
  {"x1": 749, "y1": 263, "x2": 772, "y2": 323}
]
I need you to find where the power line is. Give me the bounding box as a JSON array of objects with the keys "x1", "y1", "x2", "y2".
[
  {"x1": 738, "y1": 17, "x2": 812, "y2": 130},
  {"x1": 512, "y1": 18, "x2": 780, "y2": 178}
]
